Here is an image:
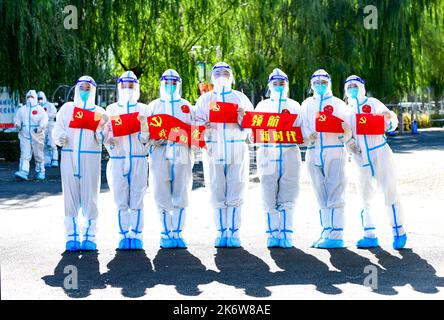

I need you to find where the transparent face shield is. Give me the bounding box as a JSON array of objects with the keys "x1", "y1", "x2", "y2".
[
  {"x1": 211, "y1": 66, "x2": 234, "y2": 89},
  {"x1": 26, "y1": 92, "x2": 38, "y2": 107},
  {"x1": 311, "y1": 74, "x2": 331, "y2": 96},
  {"x1": 74, "y1": 77, "x2": 97, "y2": 108},
  {"x1": 344, "y1": 76, "x2": 366, "y2": 99},
  {"x1": 118, "y1": 76, "x2": 140, "y2": 105},
  {"x1": 268, "y1": 76, "x2": 289, "y2": 98},
  {"x1": 160, "y1": 74, "x2": 182, "y2": 100}
]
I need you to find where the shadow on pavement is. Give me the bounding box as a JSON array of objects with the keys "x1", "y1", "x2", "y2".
[
  {"x1": 214, "y1": 248, "x2": 272, "y2": 297},
  {"x1": 152, "y1": 249, "x2": 217, "y2": 296},
  {"x1": 42, "y1": 251, "x2": 105, "y2": 299},
  {"x1": 42, "y1": 246, "x2": 444, "y2": 299},
  {"x1": 387, "y1": 130, "x2": 444, "y2": 154},
  {"x1": 270, "y1": 248, "x2": 342, "y2": 295},
  {"x1": 369, "y1": 248, "x2": 444, "y2": 295},
  {"x1": 102, "y1": 250, "x2": 154, "y2": 298}
]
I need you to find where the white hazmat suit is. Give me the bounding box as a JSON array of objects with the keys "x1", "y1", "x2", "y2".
[
  {"x1": 194, "y1": 62, "x2": 254, "y2": 248},
  {"x1": 14, "y1": 90, "x2": 48, "y2": 181},
  {"x1": 344, "y1": 75, "x2": 407, "y2": 250},
  {"x1": 255, "y1": 68, "x2": 302, "y2": 249},
  {"x1": 38, "y1": 91, "x2": 59, "y2": 167},
  {"x1": 52, "y1": 76, "x2": 107, "y2": 252},
  {"x1": 301, "y1": 69, "x2": 352, "y2": 249},
  {"x1": 105, "y1": 71, "x2": 149, "y2": 250},
  {"x1": 146, "y1": 69, "x2": 194, "y2": 249}
]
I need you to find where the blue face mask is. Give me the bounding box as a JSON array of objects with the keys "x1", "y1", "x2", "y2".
[
  {"x1": 314, "y1": 83, "x2": 328, "y2": 96},
  {"x1": 165, "y1": 84, "x2": 177, "y2": 96},
  {"x1": 273, "y1": 85, "x2": 285, "y2": 93},
  {"x1": 347, "y1": 87, "x2": 360, "y2": 99},
  {"x1": 79, "y1": 90, "x2": 90, "y2": 102}
]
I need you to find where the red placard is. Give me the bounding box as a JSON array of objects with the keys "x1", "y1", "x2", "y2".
[
  {"x1": 111, "y1": 112, "x2": 141, "y2": 137},
  {"x1": 209, "y1": 101, "x2": 239, "y2": 123},
  {"x1": 356, "y1": 113, "x2": 385, "y2": 135},
  {"x1": 69, "y1": 107, "x2": 101, "y2": 132},
  {"x1": 253, "y1": 128, "x2": 304, "y2": 144},
  {"x1": 241, "y1": 112, "x2": 297, "y2": 130},
  {"x1": 315, "y1": 112, "x2": 344, "y2": 133},
  {"x1": 148, "y1": 114, "x2": 206, "y2": 148}
]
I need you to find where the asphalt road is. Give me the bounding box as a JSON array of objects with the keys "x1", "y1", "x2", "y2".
[{"x1": 1, "y1": 129, "x2": 444, "y2": 300}]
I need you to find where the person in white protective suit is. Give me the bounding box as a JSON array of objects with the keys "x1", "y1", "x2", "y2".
[
  {"x1": 146, "y1": 69, "x2": 195, "y2": 249},
  {"x1": 194, "y1": 62, "x2": 254, "y2": 248},
  {"x1": 52, "y1": 76, "x2": 108, "y2": 252},
  {"x1": 255, "y1": 68, "x2": 303, "y2": 249},
  {"x1": 38, "y1": 91, "x2": 59, "y2": 168},
  {"x1": 105, "y1": 71, "x2": 150, "y2": 250},
  {"x1": 14, "y1": 90, "x2": 48, "y2": 181},
  {"x1": 343, "y1": 75, "x2": 407, "y2": 250},
  {"x1": 301, "y1": 69, "x2": 353, "y2": 249}
]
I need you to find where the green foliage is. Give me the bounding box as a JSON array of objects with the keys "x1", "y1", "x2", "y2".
[{"x1": 0, "y1": 0, "x2": 443, "y2": 105}]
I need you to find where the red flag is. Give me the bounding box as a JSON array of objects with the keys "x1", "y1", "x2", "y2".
[
  {"x1": 209, "y1": 101, "x2": 239, "y2": 123},
  {"x1": 241, "y1": 112, "x2": 297, "y2": 130},
  {"x1": 69, "y1": 107, "x2": 101, "y2": 132},
  {"x1": 148, "y1": 114, "x2": 206, "y2": 148},
  {"x1": 111, "y1": 112, "x2": 141, "y2": 137},
  {"x1": 356, "y1": 114, "x2": 385, "y2": 135},
  {"x1": 315, "y1": 112, "x2": 344, "y2": 133},
  {"x1": 253, "y1": 128, "x2": 304, "y2": 144}
]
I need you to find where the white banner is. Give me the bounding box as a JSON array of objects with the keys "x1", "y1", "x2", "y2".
[{"x1": 0, "y1": 87, "x2": 20, "y2": 130}]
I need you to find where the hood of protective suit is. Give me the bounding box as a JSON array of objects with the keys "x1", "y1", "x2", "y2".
[
  {"x1": 160, "y1": 69, "x2": 182, "y2": 101},
  {"x1": 211, "y1": 62, "x2": 234, "y2": 94},
  {"x1": 74, "y1": 75, "x2": 97, "y2": 109},
  {"x1": 344, "y1": 75, "x2": 367, "y2": 101},
  {"x1": 310, "y1": 69, "x2": 333, "y2": 98}
]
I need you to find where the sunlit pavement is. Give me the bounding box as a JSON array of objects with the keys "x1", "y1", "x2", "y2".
[{"x1": 1, "y1": 129, "x2": 444, "y2": 300}]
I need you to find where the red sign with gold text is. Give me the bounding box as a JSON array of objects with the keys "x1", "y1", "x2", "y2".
[
  {"x1": 356, "y1": 113, "x2": 385, "y2": 135},
  {"x1": 111, "y1": 112, "x2": 141, "y2": 137},
  {"x1": 253, "y1": 128, "x2": 304, "y2": 144},
  {"x1": 315, "y1": 112, "x2": 344, "y2": 133},
  {"x1": 69, "y1": 107, "x2": 101, "y2": 132},
  {"x1": 148, "y1": 114, "x2": 206, "y2": 148},
  {"x1": 209, "y1": 101, "x2": 239, "y2": 123},
  {"x1": 241, "y1": 112, "x2": 297, "y2": 130}
]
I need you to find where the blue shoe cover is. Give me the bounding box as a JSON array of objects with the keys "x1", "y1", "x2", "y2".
[
  {"x1": 36, "y1": 172, "x2": 46, "y2": 180},
  {"x1": 130, "y1": 238, "x2": 143, "y2": 250},
  {"x1": 14, "y1": 171, "x2": 28, "y2": 181},
  {"x1": 118, "y1": 238, "x2": 131, "y2": 250},
  {"x1": 175, "y1": 238, "x2": 188, "y2": 249},
  {"x1": 160, "y1": 238, "x2": 177, "y2": 249},
  {"x1": 279, "y1": 238, "x2": 294, "y2": 248},
  {"x1": 226, "y1": 237, "x2": 241, "y2": 248},
  {"x1": 214, "y1": 237, "x2": 228, "y2": 248},
  {"x1": 393, "y1": 234, "x2": 407, "y2": 250},
  {"x1": 66, "y1": 240, "x2": 81, "y2": 252},
  {"x1": 314, "y1": 238, "x2": 345, "y2": 249},
  {"x1": 267, "y1": 238, "x2": 280, "y2": 248},
  {"x1": 51, "y1": 160, "x2": 59, "y2": 167},
  {"x1": 356, "y1": 237, "x2": 379, "y2": 249},
  {"x1": 81, "y1": 240, "x2": 97, "y2": 251}
]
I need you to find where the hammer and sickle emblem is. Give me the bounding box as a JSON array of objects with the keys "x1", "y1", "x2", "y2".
[
  {"x1": 150, "y1": 116, "x2": 163, "y2": 127},
  {"x1": 359, "y1": 116, "x2": 367, "y2": 124},
  {"x1": 115, "y1": 117, "x2": 122, "y2": 126},
  {"x1": 75, "y1": 111, "x2": 83, "y2": 119},
  {"x1": 319, "y1": 114, "x2": 327, "y2": 122},
  {"x1": 210, "y1": 101, "x2": 220, "y2": 112}
]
